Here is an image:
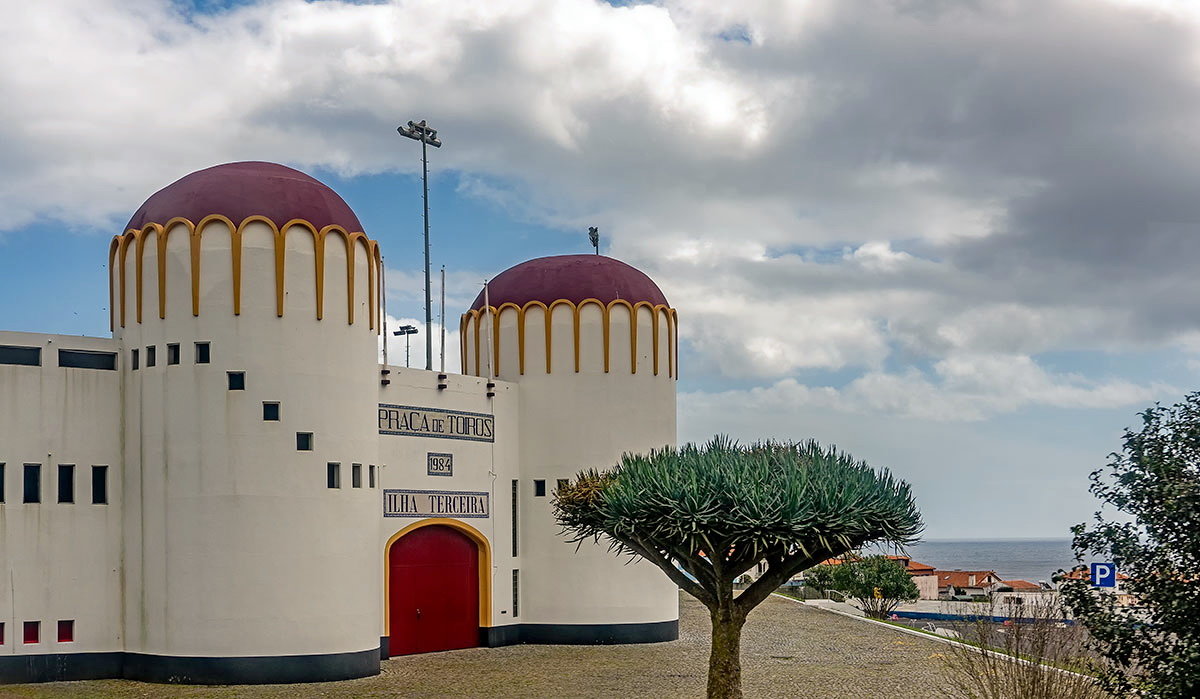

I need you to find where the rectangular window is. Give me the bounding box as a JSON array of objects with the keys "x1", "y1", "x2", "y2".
[
  {"x1": 57, "y1": 464, "x2": 74, "y2": 504},
  {"x1": 327, "y1": 463, "x2": 341, "y2": 489},
  {"x1": 0, "y1": 621, "x2": 4, "y2": 644},
  {"x1": 512, "y1": 569, "x2": 520, "y2": 618},
  {"x1": 227, "y1": 371, "x2": 245, "y2": 390},
  {"x1": 369, "y1": 464, "x2": 376, "y2": 488},
  {"x1": 195, "y1": 342, "x2": 210, "y2": 364},
  {"x1": 59, "y1": 349, "x2": 117, "y2": 370},
  {"x1": 92, "y1": 465, "x2": 108, "y2": 505},
  {"x1": 0, "y1": 344, "x2": 40, "y2": 366},
  {"x1": 145, "y1": 345, "x2": 156, "y2": 367},
  {"x1": 0, "y1": 463, "x2": 5, "y2": 503},
  {"x1": 130, "y1": 348, "x2": 139, "y2": 370},
  {"x1": 534, "y1": 479, "x2": 546, "y2": 497},
  {"x1": 262, "y1": 402, "x2": 280, "y2": 421},
  {"x1": 511, "y1": 480, "x2": 519, "y2": 557},
  {"x1": 297, "y1": 432, "x2": 313, "y2": 451},
  {"x1": 352, "y1": 463, "x2": 362, "y2": 488},
  {"x1": 23, "y1": 464, "x2": 40, "y2": 503},
  {"x1": 57, "y1": 620, "x2": 73, "y2": 643},
  {"x1": 167, "y1": 343, "x2": 180, "y2": 365},
  {"x1": 23, "y1": 621, "x2": 38, "y2": 644}
]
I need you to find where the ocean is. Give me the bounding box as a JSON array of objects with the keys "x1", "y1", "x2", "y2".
[{"x1": 896, "y1": 539, "x2": 1078, "y2": 585}]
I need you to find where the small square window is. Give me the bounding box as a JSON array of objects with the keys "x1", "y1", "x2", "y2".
[
  {"x1": 57, "y1": 620, "x2": 73, "y2": 643},
  {"x1": 58, "y1": 464, "x2": 75, "y2": 504},
  {"x1": 352, "y1": 463, "x2": 362, "y2": 488},
  {"x1": 130, "y1": 348, "x2": 139, "y2": 371},
  {"x1": 23, "y1": 621, "x2": 38, "y2": 644},
  {"x1": 369, "y1": 464, "x2": 376, "y2": 488},
  {"x1": 297, "y1": 432, "x2": 313, "y2": 451},
  {"x1": 534, "y1": 479, "x2": 546, "y2": 497},
  {"x1": 327, "y1": 463, "x2": 341, "y2": 489},
  {"x1": 23, "y1": 464, "x2": 40, "y2": 503},
  {"x1": 263, "y1": 402, "x2": 280, "y2": 421},
  {"x1": 92, "y1": 465, "x2": 108, "y2": 505},
  {"x1": 167, "y1": 343, "x2": 180, "y2": 365},
  {"x1": 228, "y1": 371, "x2": 245, "y2": 390},
  {"x1": 145, "y1": 345, "x2": 156, "y2": 367},
  {"x1": 195, "y1": 342, "x2": 210, "y2": 364}
]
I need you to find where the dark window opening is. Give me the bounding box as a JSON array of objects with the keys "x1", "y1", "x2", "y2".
[
  {"x1": 145, "y1": 345, "x2": 156, "y2": 367},
  {"x1": 57, "y1": 620, "x2": 73, "y2": 643},
  {"x1": 327, "y1": 463, "x2": 341, "y2": 489},
  {"x1": 167, "y1": 343, "x2": 180, "y2": 365},
  {"x1": 23, "y1": 621, "x2": 38, "y2": 644},
  {"x1": 23, "y1": 464, "x2": 40, "y2": 503},
  {"x1": 263, "y1": 402, "x2": 280, "y2": 421},
  {"x1": 0, "y1": 621, "x2": 5, "y2": 645},
  {"x1": 59, "y1": 349, "x2": 117, "y2": 370},
  {"x1": 352, "y1": 463, "x2": 362, "y2": 488},
  {"x1": 0, "y1": 463, "x2": 5, "y2": 503},
  {"x1": 511, "y1": 480, "x2": 519, "y2": 557},
  {"x1": 130, "y1": 348, "x2": 139, "y2": 370},
  {"x1": 195, "y1": 342, "x2": 210, "y2": 364},
  {"x1": 57, "y1": 464, "x2": 74, "y2": 504},
  {"x1": 369, "y1": 464, "x2": 376, "y2": 488},
  {"x1": 227, "y1": 371, "x2": 245, "y2": 390},
  {"x1": 534, "y1": 479, "x2": 546, "y2": 497},
  {"x1": 92, "y1": 465, "x2": 108, "y2": 505},
  {"x1": 512, "y1": 569, "x2": 520, "y2": 618},
  {"x1": 297, "y1": 432, "x2": 313, "y2": 451},
  {"x1": 0, "y1": 344, "x2": 40, "y2": 366}
]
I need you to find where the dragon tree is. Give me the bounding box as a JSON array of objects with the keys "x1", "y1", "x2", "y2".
[{"x1": 554, "y1": 437, "x2": 923, "y2": 699}]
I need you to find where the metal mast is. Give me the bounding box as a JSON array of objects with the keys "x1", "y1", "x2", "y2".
[{"x1": 397, "y1": 119, "x2": 442, "y2": 370}]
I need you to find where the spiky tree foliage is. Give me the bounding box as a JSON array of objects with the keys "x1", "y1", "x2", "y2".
[
  {"x1": 804, "y1": 555, "x2": 919, "y2": 619},
  {"x1": 554, "y1": 437, "x2": 923, "y2": 699}
]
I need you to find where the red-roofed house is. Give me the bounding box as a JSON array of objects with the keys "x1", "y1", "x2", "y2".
[{"x1": 934, "y1": 570, "x2": 1003, "y2": 598}]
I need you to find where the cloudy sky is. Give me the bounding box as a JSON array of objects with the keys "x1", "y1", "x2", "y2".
[{"x1": 3, "y1": 0, "x2": 1199, "y2": 539}]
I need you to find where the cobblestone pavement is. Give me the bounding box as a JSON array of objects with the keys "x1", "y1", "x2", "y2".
[{"x1": 0, "y1": 594, "x2": 953, "y2": 698}]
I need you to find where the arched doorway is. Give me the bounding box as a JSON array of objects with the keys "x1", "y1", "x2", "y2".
[{"x1": 387, "y1": 524, "x2": 480, "y2": 656}]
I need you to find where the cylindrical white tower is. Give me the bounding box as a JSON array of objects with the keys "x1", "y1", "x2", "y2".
[
  {"x1": 461, "y1": 255, "x2": 679, "y2": 642},
  {"x1": 110, "y1": 162, "x2": 382, "y2": 682}
]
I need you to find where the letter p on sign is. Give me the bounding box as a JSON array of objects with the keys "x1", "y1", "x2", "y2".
[{"x1": 1091, "y1": 562, "x2": 1116, "y2": 588}]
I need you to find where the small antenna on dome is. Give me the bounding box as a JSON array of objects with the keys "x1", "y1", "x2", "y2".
[{"x1": 588, "y1": 227, "x2": 599, "y2": 255}]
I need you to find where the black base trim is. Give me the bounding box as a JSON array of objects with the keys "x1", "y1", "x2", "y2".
[
  {"x1": 512, "y1": 619, "x2": 678, "y2": 645},
  {"x1": 0, "y1": 652, "x2": 124, "y2": 684},
  {"x1": 0, "y1": 648, "x2": 380, "y2": 686}
]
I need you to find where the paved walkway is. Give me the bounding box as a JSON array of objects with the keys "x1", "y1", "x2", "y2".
[{"x1": 0, "y1": 594, "x2": 954, "y2": 698}]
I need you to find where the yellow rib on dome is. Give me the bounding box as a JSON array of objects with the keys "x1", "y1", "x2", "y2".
[{"x1": 108, "y1": 215, "x2": 383, "y2": 331}]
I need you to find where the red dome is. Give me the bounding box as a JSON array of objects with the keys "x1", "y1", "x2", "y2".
[
  {"x1": 472, "y1": 255, "x2": 669, "y2": 310},
  {"x1": 124, "y1": 161, "x2": 364, "y2": 232}
]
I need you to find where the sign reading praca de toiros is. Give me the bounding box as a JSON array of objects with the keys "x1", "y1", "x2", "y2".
[
  {"x1": 378, "y1": 404, "x2": 494, "y2": 442},
  {"x1": 384, "y1": 489, "x2": 490, "y2": 518}
]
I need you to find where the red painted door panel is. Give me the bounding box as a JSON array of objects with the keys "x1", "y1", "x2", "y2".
[{"x1": 388, "y1": 525, "x2": 479, "y2": 656}]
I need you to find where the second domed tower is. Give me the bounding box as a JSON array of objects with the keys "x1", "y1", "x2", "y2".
[{"x1": 461, "y1": 254, "x2": 679, "y2": 639}]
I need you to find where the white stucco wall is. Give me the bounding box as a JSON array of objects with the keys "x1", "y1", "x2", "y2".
[{"x1": 0, "y1": 331, "x2": 123, "y2": 656}]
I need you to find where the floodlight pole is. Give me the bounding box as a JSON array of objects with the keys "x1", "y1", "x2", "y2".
[{"x1": 397, "y1": 119, "x2": 442, "y2": 371}]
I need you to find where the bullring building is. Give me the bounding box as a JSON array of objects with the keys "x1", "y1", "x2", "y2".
[{"x1": 0, "y1": 162, "x2": 680, "y2": 684}]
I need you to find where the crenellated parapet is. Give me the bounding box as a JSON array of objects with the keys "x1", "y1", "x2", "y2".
[
  {"x1": 461, "y1": 298, "x2": 678, "y2": 379},
  {"x1": 108, "y1": 214, "x2": 383, "y2": 332}
]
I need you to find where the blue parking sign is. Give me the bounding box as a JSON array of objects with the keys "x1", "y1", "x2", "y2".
[{"x1": 1091, "y1": 562, "x2": 1117, "y2": 588}]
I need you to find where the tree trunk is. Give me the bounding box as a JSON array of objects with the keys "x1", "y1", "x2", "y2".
[{"x1": 707, "y1": 605, "x2": 746, "y2": 699}]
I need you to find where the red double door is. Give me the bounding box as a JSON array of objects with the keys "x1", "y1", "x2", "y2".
[{"x1": 388, "y1": 525, "x2": 480, "y2": 656}]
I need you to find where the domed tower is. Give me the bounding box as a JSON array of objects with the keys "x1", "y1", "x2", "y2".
[
  {"x1": 110, "y1": 162, "x2": 382, "y2": 682},
  {"x1": 461, "y1": 255, "x2": 679, "y2": 642}
]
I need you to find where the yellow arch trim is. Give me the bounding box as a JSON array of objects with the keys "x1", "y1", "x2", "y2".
[
  {"x1": 460, "y1": 299, "x2": 677, "y2": 377},
  {"x1": 277, "y1": 219, "x2": 318, "y2": 318},
  {"x1": 107, "y1": 238, "x2": 120, "y2": 331},
  {"x1": 383, "y1": 518, "x2": 494, "y2": 634},
  {"x1": 670, "y1": 308, "x2": 679, "y2": 380},
  {"x1": 116, "y1": 229, "x2": 138, "y2": 327}
]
